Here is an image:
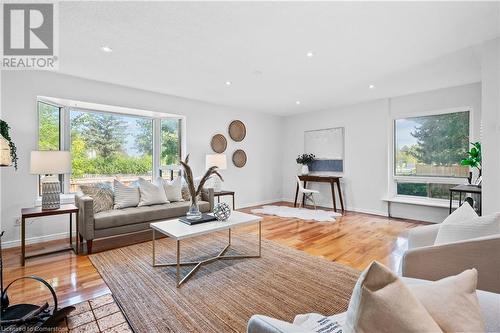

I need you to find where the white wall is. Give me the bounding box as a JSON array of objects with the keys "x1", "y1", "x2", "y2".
[
  {"x1": 0, "y1": 71, "x2": 283, "y2": 246},
  {"x1": 281, "y1": 83, "x2": 482, "y2": 222},
  {"x1": 480, "y1": 38, "x2": 500, "y2": 214}
]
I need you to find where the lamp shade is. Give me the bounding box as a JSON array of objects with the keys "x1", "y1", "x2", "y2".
[
  {"x1": 205, "y1": 154, "x2": 227, "y2": 170},
  {"x1": 30, "y1": 151, "x2": 72, "y2": 174}
]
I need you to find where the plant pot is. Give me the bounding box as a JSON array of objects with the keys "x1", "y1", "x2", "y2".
[{"x1": 300, "y1": 164, "x2": 309, "y2": 175}]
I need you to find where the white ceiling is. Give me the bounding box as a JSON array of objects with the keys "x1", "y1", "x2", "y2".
[{"x1": 58, "y1": 1, "x2": 500, "y2": 115}]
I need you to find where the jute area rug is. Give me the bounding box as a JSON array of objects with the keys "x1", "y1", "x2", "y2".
[{"x1": 89, "y1": 232, "x2": 359, "y2": 333}]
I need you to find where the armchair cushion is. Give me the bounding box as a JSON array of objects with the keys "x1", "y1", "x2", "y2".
[{"x1": 407, "y1": 224, "x2": 440, "y2": 249}]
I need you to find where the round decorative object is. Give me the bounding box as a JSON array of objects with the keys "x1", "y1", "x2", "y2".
[
  {"x1": 210, "y1": 134, "x2": 227, "y2": 153},
  {"x1": 213, "y1": 202, "x2": 231, "y2": 221},
  {"x1": 228, "y1": 120, "x2": 246, "y2": 142},
  {"x1": 232, "y1": 149, "x2": 247, "y2": 168}
]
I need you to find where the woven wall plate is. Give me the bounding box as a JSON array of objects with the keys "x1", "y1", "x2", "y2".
[
  {"x1": 228, "y1": 120, "x2": 246, "y2": 142},
  {"x1": 232, "y1": 149, "x2": 247, "y2": 168},
  {"x1": 210, "y1": 134, "x2": 227, "y2": 153}
]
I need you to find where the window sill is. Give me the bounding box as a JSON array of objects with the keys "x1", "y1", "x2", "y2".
[
  {"x1": 382, "y1": 195, "x2": 459, "y2": 209},
  {"x1": 34, "y1": 194, "x2": 76, "y2": 207}
]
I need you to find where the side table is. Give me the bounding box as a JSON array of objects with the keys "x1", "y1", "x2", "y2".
[
  {"x1": 21, "y1": 204, "x2": 79, "y2": 266},
  {"x1": 214, "y1": 190, "x2": 235, "y2": 209},
  {"x1": 449, "y1": 184, "x2": 482, "y2": 216}
]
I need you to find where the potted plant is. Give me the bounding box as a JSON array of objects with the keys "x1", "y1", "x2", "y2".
[
  {"x1": 296, "y1": 153, "x2": 315, "y2": 175},
  {"x1": 180, "y1": 154, "x2": 222, "y2": 220},
  {"x1": 461, "y1": 142, "x2": 481, "y2": 186},
  {"x1": 0, "y1": 120, "x2": 18, "y2": 170}
]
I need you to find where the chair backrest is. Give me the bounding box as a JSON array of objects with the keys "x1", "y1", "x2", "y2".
[{"x1": 296, "y1": 176, "x2": 305, "y2": 191}]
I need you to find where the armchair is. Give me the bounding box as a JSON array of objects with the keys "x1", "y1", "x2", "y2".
[{"x1": 402, "y1": 225, "x2": 500, "y2": 293}]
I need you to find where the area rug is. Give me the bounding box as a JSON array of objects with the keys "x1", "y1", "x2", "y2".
[
  {"x1": 251, "y1": 205, "x2": 342, "y2": 221},
  {"x1": 89, "y1": 233, "x2": 359, "y2": 333}
]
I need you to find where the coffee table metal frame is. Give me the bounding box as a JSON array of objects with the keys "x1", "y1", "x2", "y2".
[{"x1": 152, "y1": 220, "x2": 261, "y2": 288}]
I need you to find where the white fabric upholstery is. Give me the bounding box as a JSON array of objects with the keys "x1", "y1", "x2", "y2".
[
  {"x1": 113, "y1": 179, "x2": 140, "y2": 209},
  {"x1": 157, "y1": 176, "x2": 183, "y2": 202},
  {"x1": 407, "y1": 224, "x2": 440, "y2": 249},
  {"x1": 435, "y1": 211, "x2": 500, "y2": 245}
]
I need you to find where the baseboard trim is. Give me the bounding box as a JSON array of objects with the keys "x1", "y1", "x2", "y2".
[
  {"x1": 280, "y1": 198, "x2": 388, "y2": 217},
  {"x1": 2, "y1": 231, "x2": 71, "y2": 249},
  {"x1": 238, "y1": 198, "x2": 285, "y2": 209}
]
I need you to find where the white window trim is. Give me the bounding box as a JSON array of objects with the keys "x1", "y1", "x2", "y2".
[
  {"x1": 36, "y1": 96, "x2": 186, "y2": 199},
  {"x1": 387, "y1": 106, "x2": 474, "y2": 201}
]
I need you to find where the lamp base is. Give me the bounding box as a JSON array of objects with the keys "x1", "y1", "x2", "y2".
[{"x1": 41, "y1": 176, "x2": 61, "y2": 210}]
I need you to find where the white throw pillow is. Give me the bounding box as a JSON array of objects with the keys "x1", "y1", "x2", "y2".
[
  {"x1": 291, "y1": 312, "x2": 344, "y2": 333},
  {"x1": 138, "y1": 178, "x2": 169, "y2": 206},
  {"x1": 157, "y1": 177, "x2": 183, "y2": 202},
  {"x1": 435, "y1": 203, "x2": 499, "y2": 245},
  {"x1": 113, "y1": 180, "x2": 140, "y2": 209}
]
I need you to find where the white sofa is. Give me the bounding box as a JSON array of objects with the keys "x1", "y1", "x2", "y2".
[
  {"x1": 247, "y1": 277, "x2": 500, "y2": 333},
  {"x1": 402, "y1": 223, "x2": 500, "y2": 293}
]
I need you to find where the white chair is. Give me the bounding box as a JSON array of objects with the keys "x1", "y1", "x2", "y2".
[{"x1": 296, "y1": 176, "x2": 320, "y2": 210}]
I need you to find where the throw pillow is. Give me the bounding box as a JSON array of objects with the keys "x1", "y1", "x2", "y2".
[
  {"x1": 79, "y1": 183, "x2": 114, "y2": 214},
  {"x1": 292, "y1": 312, "x2": 345, "y2": 333},
  {"x1": 113, "y1": 179, "x2": 140, "y2": 209},
  {"x1": 138, "y1": 177, "x2": 169, "y2": 206},
  {"x1": 409, "y1": 269, "x2": 485, "y2": 333},
  {"x1": 343, "y1": 261, "x2": 442, "y2": 333},
  {"x1": 435, "y1": 203, "x2": 499, "y2": 245},
  {"x1": 157, "y1": 177, "x2": 183, "y2": 202}
]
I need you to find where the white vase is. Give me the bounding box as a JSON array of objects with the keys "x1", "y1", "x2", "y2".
[{"x1": 300, "y1": 164, "x2": 309, "y2": 175}]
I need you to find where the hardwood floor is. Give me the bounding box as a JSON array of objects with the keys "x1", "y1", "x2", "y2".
[{"x1": 2, "y1": 202, "x2": 428, "y2": 308}]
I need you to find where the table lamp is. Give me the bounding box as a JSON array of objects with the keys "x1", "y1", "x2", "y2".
[
  {"x1": 205, "y1": 154, "x2": 227, "y2": 192},
  {"x1": 30, "y1": 151, "x2": 71, "y2": 210}
]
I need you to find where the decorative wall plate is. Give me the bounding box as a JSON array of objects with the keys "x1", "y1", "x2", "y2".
[
  {"x1": 232, "y1": 149, "x2": 247, "y2": 168},
  {"x1": 211, "y1": 134, "x2": 227, "y2": 153},
  {"x1": 228, "y1": 120, "x2": 246, "y2": 142}
]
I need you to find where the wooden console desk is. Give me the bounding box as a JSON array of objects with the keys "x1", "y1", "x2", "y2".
[{"x1": 294, "y1": 175, "x2": 345, "y2": 213}]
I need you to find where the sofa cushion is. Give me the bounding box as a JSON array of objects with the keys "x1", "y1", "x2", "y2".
[{"x1": 94, "y1": 201, "x2": 210, "y2": 230}]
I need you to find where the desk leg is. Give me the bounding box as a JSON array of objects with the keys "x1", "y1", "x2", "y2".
[
  {"x1": 336, "y1": 180, "x2": 345, "y2": 213},
  {"x1": 21, "y1": 217, "x2": 26, "y2": 266},
  {"x1": 232, "y1": 194, "x2": 235, "y2": 210},
  {"x1": 449, "y1": 192, "x2": 453, "y2": 214},
  {"x1": 294, "y1": 183, "x2": 299, "y2": 208},
  {"x1": 69, "y1": 212, "x2": 73, "y2": 248},
  {"x1": 330, "y1": 182, "x2": 337, "y2": 212},
  {"x1": 75, "y1": 211, "x2": 79, "y2": 255},
  {"x1": 217, "y1": 196, "x2": 220, "y2": 204},
  {"x1": 302, "y1": 181, "x2": 307, "y2": 207}
]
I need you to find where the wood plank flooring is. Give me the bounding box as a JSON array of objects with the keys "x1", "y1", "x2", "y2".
[{"x1": 2, "y1": 202, "x2": 428, "y2": 308}]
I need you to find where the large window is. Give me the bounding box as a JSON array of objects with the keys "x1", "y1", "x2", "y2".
[
  {"x1": 37, "y1": 100, "x2": 182, "y2": 193},
  {"x1": 394, "y1": 110, "x2": 470, "y2": 199}
]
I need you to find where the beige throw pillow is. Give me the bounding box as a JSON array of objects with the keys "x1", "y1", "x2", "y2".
[
  {"x1": 79, "y1": 183, "x2": 114, "y2": 213},
  {"x1": 344, "y1": 261, "x2": 443, "y2": 333},
  {"x1": 157, "y1": 177, "x2": 183, "y2": 202},
  {"x1": 409, "y1": 269, "x2": 485, "y2": 333},
  {"x1": 137, "y1": 178, "x2": 169, "y2": 206}
]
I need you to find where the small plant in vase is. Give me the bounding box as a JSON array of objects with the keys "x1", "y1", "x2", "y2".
[
  {"x1": 296, "y1": 153, "x2": 315, "y2": 175},
  {"x1": 180, "y1": 154, "x2": 223, "y2": 220},
  {"x1": 461, "y1": 142, "x2": 481, "y2": 187}
]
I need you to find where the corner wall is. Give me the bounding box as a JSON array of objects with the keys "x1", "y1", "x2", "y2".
[
  {"x1": 0, "y1": 71, "x2": 283, "y2": 246},
  {"x1": 281, "y1": 83, "x2": 482, "y2": 222}
]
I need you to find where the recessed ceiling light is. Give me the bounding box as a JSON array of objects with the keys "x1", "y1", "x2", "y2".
[
  {"x1": 369, "y1": 84, "x2": 375, "y2": 89},
  {"x1": 296, "y1": 101, "x2": 301, "y2": 105},
  {"x1": 225, "y1": 81, "x2": 232, "y2": 86},
  {"x1": 306, "y1": 51, "x2": 314, "y2": 58},
  {"x1": 100, "y1": 45, "x2": 113, "y2": 53}
]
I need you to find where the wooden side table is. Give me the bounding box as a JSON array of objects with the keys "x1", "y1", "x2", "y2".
[
  {"x1": 21, "y1": 204, "x2": 79, "y2": 266},
  {"x1": 214, "y1": 190, "x2": 235, "y2": 209}
]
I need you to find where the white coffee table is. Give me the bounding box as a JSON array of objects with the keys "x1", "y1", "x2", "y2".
[{"x1": 150, "y1": 211, "x2": 262, "y2": 287}]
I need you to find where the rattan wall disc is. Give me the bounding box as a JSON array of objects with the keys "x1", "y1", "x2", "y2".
[
  {"x1": 210, "y1": 134, "x2": 227, "y2": 153},
  {"x1": 228, "y1": 120, "x2": 246, "y2": 142},
  {"x1": 232, "y1": 149, "x2": 247, "y2": 168}
]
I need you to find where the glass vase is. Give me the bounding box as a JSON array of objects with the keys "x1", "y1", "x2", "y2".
[{"x1": 186, "y1": 199, "x2": 202, "y2": 220}]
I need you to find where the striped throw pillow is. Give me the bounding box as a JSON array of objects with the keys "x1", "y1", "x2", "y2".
[
  {"x1": 79, "y1": 183, "x2": 114, "y2": 213},
  {"x1": 113, "y1": 179, "x2": 140, "y2": 209}
]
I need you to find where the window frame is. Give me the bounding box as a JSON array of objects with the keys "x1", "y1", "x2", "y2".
[
  {"x1": 389, "y1": 106, "x2": 474, "y2": 201},
  {"x1": 37, "y1": 98, "x2": 184, "y2": 195}
]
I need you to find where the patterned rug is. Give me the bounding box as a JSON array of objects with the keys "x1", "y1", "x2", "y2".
[
  {"x1": 63, "y1": 294, "x2": 133, "y2": 332},
  {"x1": 251, "y1": 205, "x2": 342, "y2": 221},
  {"x1": 89, "y1": 232, "x2": 359, "y2": 333}
]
